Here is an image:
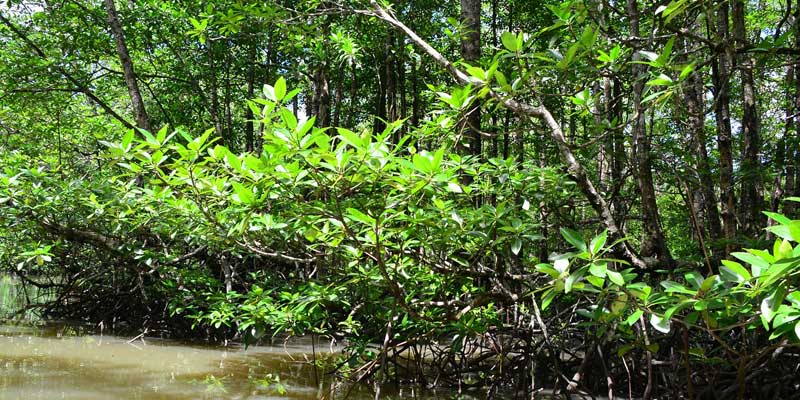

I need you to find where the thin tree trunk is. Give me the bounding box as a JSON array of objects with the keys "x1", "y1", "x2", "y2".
[
  {"x1": 333, "y1": 79, "x2": 343, "y2": 128},
  {"x1": 686, "y1": 61, "x2": 723, "y2": 259},
  {"x1": 312, "y1": 66, "x2": 330, "y2": 127},
  {"x1": 103, "y1": 0, "x2": 150, "y2": 132},
  {"x1": 224, "y1": 51, "x2": 233, "y2": 150},
  {"x1": 397, "y1": 41, "x2": 407, "y2": 136},
  {"x1": 774, "y1": 57, "x2": 794, "y2": 215},
  {"x1": 461, "y1": 0, "x2": 481, "y2": 157},
  {"x1": 628, "y1": 0, "x2": 672, "y2": 265},
  {"x1": 787, "y1": 10, "x2": 800, "y2": 218},
  {"x1": 711, "y1": 2, "x2": 737, "y2": 255},
  {"x1": 349, "y1": 61, "x2": 358, "y2": 128},
  {"x1": 207, "y1": 43, "x2": 225, "y2": 146},
  {"x1": 385, "y1": 30, "x2": 397, "y2": 142},
  {"x1": 244, "y1": 40, "x2": 257, "y2": 152},
  {"x1": 373, "y1": 51, "x2": 387, "y2": 133},
  {"x1": 733, "y1": 0, "x2": 762, "y2": 237},
  {"x1": 411, "y1": 62, "x2": 420, "y2": 127},
  {"x1": 611, "y1": 77, "x2": 625, "y2": 226}
]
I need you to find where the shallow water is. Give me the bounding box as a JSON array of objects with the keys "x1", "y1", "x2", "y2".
[{"x1": 0, "y1": 323, "x2": 460, "y2": 400}]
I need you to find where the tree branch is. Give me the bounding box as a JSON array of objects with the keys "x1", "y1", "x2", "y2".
[
  {"x1": 0, "y1": 12, "x2": 135, "y2": 130},
  {"x1": 367, "y1": 1, "x2": 647, "y2": 268}
]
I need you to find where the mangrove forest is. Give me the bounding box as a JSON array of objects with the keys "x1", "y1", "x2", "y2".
[{"x1": 2, "y1": 0, "x2": 800, "y2": 398}]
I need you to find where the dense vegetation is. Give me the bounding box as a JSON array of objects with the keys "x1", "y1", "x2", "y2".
[{"x1": 2, "y1": 0, "x2": 800, "y2": 398}]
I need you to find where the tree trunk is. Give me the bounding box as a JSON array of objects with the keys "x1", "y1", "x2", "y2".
[
  {"x1": 786, "y1": 10, "x2": 800, "y2": 218},
  {"x1": 411, "y1": 62, "x2": 420, "y2": 127},
  {"x1": 333, "y1": 78, "x2": 343, "y2": 128},
  {"x1": 611, "y1": 77, "x2": 626, "y2": 226},
  {"x1": 774, "y1": 53, "x2": 794, "y2": 215},
  {"x1": 627, "y1": 0, "x2": 672, "y2": 265},
  {"x1": 312, "y1": 67, "x2": 330, "y2": 127},
  {"x1": 373, "y1": 50, "x2": 387, "y2": 133},
  {"x1": 686, "y1": 61, "x2": 723, "y2": 259},
  {"x1": 733, "y1": 0, "x2": 762, "y2": 238},
  {"x1": 207, "y1": 43, "x2": 226, "y2": 147},
  {"x1": 224, "y1": 51, "x2": 233, "y2": 150},
  {"x1": 397, "y1": 41, "x2": 407, "y2": 136},
  {"x1": 712, "y1": 1, "x2": 737, "y2": 255},
  {"x1": 460, "y1": 0, "x2": 481, "y2": 157},
  {"x1": 244, "y1": 40, "x2": 256, "y2": 152},
  {"x1": 386, "y1": 30, "x2": 396, "y2": 123},
  {"x1": 103, "y1": 0, "x2": 150, "y2": 132},
  {"x1": 349, "y1": 61, "x2": 359, "y2": 128}
]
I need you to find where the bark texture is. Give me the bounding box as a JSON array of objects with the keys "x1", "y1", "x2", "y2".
[
  {"x1": 712, "y1": 2, "x2": 737, "y2": 255},
  {"x1": 104, "y1": 0, "x2": 151, "y2": 132},
  {"x1": 627, "y1": 0, "x2": 672, "y2": 265}
]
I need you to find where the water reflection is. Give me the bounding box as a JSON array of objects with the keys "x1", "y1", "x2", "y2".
[{"x1": 0, "y1": 323, "x2": 467, "y2": 399}]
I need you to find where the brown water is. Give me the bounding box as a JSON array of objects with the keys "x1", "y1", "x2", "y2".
[{"x1": 0, "y1": 323, "x2": 463, "y2": 400}]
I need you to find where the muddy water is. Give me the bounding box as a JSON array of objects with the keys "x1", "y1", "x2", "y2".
[{"x1": 0, "y1": 324, "x2": 458, "y2": 400}]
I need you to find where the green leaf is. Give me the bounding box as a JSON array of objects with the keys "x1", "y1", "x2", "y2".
[
  {"x1": 346, "y1": 208, "x2": 375, "y2": 226},
  {"x1": 607, "y1": 270, "x2": 625, "y2": 286},
  {"x1": 795, "y1": 321, "x2": 800, "y2": 340},
  {"x1": 646, "y1": 73, "x2": 673, "y2": 86},
  {"x1": 766, "y1": 224, "x2": 795, "y2": 241},
  {"x1": 579, "y1": 26, "x2": 595, "y2": 47},
  {"x1": 501, "y1": 31, "x2": 518, "y2": 52},
  {"x1": 466, "y1": 66, "x2": 486, "y2": 81},
  {"x1": 650, "y1": 314, "x2": 671, "y2": 334},
  {"x1": 586, "y1": 275, "x2": 605, "y2": 288},
  {"x1": 732, "y1": 252, "x2": 771, "y2": 276},
  {"x1": 225, "y1": 152, "x2": 242, "y2": 172},
  {"x1": 231, "y1": 182, "x2": 254, "y2": 204},
  {"x1": 535, "y1": 264, "x2": 561, "y2": 279},
  {"x1": 589, "y1": 262, "x2": 607, "y2": 278},
  {"x1": 677, "y1": 64, "x2": 694, "y2": 82},
  {"x1": 762, "y1": 286, "x2": 786, "y2": 323},
  {"x1": 700, "y1": 275, "x2": 717, "y2": 292},
  {"x1": 139, "y1": 128, "x2": 158, "y2": 145},
  {"x1": 336, "y1": 128, "x2": 363, "y2": 149},
  {"x1": 560, "y1": 228, "x2": 586, "y2": 252},
  {"x1": 659, "y1": 0, "x2": 690, "y2": 23},
  {"x1": 565, "y1": 271, "x2": 581, "y2": 293},
  {"x1": 274, "y1": 77, "x2": 287, "y2": 101},
  {"x1": 639, "y1": 50, "x2": 659, "y2": 62},
  {"x1": 511, "y1": 238, "x2": 522, "y2": 255},
  {"x1": 279, "y1": 109, "x2": 298, "y2": 130},
  {"x1": 657, "y1": 37, "x2": 675, "y2": 65},
  {"x1": 589, "y1": 230, "x2": 607, "y2": 255},
  {"x1": 762, "y1": 211, "x2": 791, "y2": 225},
  {"x1": 553, "y1": 258, "x2": 569, "y2": 274},
  {"x1": 263, "y1": 83, "x2": 276, "y2": 102},
  {"x1": 625, "y1": 310, "x2": 644, "y2": 326},
  {"x1": 684, "y1": 271, "x2": 704, "y2": 289},
  {"x1": 121, "y1": 130, "x2": 134, "y2": 150},
  {"x1": 720, "y1": 260, "x2": 751, "y2": 283},
  {"x1": 775, "y1": 239, "x2": 794, "y2": 260},
  {"x1": 790, "y1": 221, "x2": 800, "y2": 244},
  {"x1": 156, "y1": 125, "x2": 169, "y2": 143},
  {"x1": 541, "y1": 289, "x2": 556, "y2": 310},
  {"x1": 412, "y1": 153, "x2": 434, "y2": 174},
  {"x1": 665, "y1": 300, "x2": 695, "y2": 320},
  {"x1": 446, "y1": 182, "x2": 462, "y2": 193}
]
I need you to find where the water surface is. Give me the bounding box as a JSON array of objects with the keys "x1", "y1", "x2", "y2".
[{"x1": 0, "y1": 323, "x2": 458, "y2": 400}]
